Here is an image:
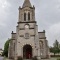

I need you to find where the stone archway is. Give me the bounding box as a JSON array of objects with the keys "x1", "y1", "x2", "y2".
[{"x1": 23, "y1": 44, "x2": 32, "y2": 59}]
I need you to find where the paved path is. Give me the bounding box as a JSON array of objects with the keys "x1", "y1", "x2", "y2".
[
  {"x1": 0, "y1": 57, "x2": 4, "y2": 60},
  {"x1": 41, "y1": 58, "x2": 57, "y2": 60},
  {"x1": 3, "y1": 58, "x2": 57, "y2": 60}
]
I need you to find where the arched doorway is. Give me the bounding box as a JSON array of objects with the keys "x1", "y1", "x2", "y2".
[{"x1": 23, "y1": 44, "x2": 32, "y2": 59}]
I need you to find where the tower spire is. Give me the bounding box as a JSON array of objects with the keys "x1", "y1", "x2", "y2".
[{"x1": 22, "y1": 0, "x2": 32, "y2": 8}]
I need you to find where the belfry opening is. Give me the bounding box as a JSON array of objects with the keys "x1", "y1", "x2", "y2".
[{"x1": 23, "y1": 44, "x2": 32, "y2": 59}]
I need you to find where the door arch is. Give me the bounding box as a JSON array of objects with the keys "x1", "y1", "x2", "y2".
[{"x1": 23, "y1": 44, "x2": 32, "y2": 59}]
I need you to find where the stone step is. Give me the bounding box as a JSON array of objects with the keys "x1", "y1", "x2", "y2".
[{"x1": 23, "y1": 59, "x2": 32, "y2": 60}]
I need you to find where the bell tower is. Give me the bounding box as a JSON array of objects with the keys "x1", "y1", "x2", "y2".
[
  {"x1": 18, "y1": 0, "x2": 35, "y2": 23},
  {"x1": 16, "y1": 0, "x2": 40, "y2": 59},
  {"x1": 8, "y1": 0, "x2": 49, "y2": 60}
]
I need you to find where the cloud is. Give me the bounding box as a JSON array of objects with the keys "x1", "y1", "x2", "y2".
[
  {"x1": 2, "y1": 1, "x2": 11, "y2": 9},
  {"x1": 0, "y1": 23, "x2": 6, "y2": 27},
  {"x1": 46, "y1": 23, "x2": 60, "y2": 46},
  {"x1": 0, "y1": 0, "x2": 11, "y2": 27},
  {"x1": 0, "y1": 0, "x2": 60, "y2": 49}
]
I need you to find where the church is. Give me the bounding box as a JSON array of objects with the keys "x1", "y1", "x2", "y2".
[{"x1": 8, "y1": 0, "x2": 49, "y2": 60}]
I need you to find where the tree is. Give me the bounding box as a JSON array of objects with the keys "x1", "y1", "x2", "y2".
[
  {"x1": 3, "y1": 39, "x2": 10, "y2": 57},
  {"x1": 50, "y1": 47, "x2": 57, "y2": 55},
  {"x1": 53, "y1": 40, "x2": 59, "y2": 48},
  {"x1": 50, "y1": 40, "x2": 60, "y2": 56},
  {"x1": 50, "y1": 47, "x2": 53, "y2": 53}
]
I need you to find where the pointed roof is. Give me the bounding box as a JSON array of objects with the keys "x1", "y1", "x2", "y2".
[{"x1": 22, "y1": 0, "x2": 32, "y2": 8}]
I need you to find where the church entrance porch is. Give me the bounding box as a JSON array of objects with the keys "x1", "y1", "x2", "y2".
[{"x1": 23, "y1": 45, "x2": 32, "y2": 59}]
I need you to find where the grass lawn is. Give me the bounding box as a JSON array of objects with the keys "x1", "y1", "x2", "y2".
[
  {"x1": 52, "y1": 57, "x2": 60, "y2": 60},
  {"x1": 3, "y1": 57, "x2": 60, "y2": 60},
  {"x1": 50, "y1": 58, "x2": 57, "y2": 60},
  {"x1": 48, "y1": 57, "x2": 60, "y2": 60},
  {"x1": 41, "y1": 57, "x2": 60, "y2": 60},
  {"x1": 3, "y1": 57, "x2": 9, "y2": 60}
]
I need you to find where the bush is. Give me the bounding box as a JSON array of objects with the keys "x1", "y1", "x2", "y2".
[
  {"x1": 51, "y1": 55, "x2": 60, "y2": 57},
  {"x1": 9, "y1": 57, "x2": 14, "y2": 59},
  {"x1": 17, "y1": 56, "x2": 23, "y2": 60},
  {"x1": 32, "y1": 56, "x2": 38, "y2": 60},
  {"x1": 57, "y1": 58, "x2": 60, "y2": 60}
]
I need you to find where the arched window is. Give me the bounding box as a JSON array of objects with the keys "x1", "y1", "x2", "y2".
[
  {"x1": 28, "y1": 12, "x2": 30, "y2": 20},
  {"x1": 24, "y1": 13, "x2": 26, "y2": 21},
  {"x1": 14, "y1": 43, "x2": 15, "y2": 51},
  {"x1": 39, "y1": 41, "x2": 43, "y2": 49},
  {"x1": 25, "y1": 33, "x2": 29, "y2": 39}
]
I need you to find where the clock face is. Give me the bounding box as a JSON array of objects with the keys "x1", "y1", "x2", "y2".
[{"x1": 25, "y1": 25, "x2": 29, "y2": 28}]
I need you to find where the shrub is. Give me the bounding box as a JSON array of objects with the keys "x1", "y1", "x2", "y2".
[
  {"x1": 17, "y1": 56, "x2": 23, "y2": 60},
  {"x1": 57, "y1": 58, "x2": 60, "y2": 60},
  {"x1": 32, "y1": 56, "x2": 38, "y2": 60},
  {"x1": 51, "y1": 55, "x2": 60, "y2": 57},
  {"x1": 9, "y1": 57, "x2": 14, "y2": 59}
]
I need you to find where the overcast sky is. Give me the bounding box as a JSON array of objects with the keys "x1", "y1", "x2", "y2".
[{"x1": 0, "y1": 0, "x2": 60, "y2": 49}]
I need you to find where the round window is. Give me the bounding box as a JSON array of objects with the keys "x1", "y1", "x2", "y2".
[{"x1": 25, "y1": 25, "x2": 29, "y2": 28}]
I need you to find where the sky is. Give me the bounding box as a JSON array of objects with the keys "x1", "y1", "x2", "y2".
[{"x1": 0, "y1": 0, "x2": 60, "y2": 49}]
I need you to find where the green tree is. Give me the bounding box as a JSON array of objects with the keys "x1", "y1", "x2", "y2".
[
  {"x1": 50, "y1": 40, "x2": 60, "y2": 55},
  {"x1": 50, "y1": 47, "x2": 53, "y2": 52},
  {"x1": 50, "y1": 47, "x2": 57, "y2": 55},
  {"x1": 3, "y1": 39, "x2": 10, "y2": 57},
  {"x1": 53, "y1": 40, "x2": 58, "y2": 55},
  {"x1": 53, "y1": 40, "x2": 59, "y2": 48}
]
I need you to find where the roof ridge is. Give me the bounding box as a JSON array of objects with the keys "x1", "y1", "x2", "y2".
[{"x1": 22, "y1": 0, "x2": 32, "y2": 8}]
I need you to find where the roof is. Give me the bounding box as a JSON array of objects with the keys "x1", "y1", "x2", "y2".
[{"x1": 22, "y1": 0, "x2": 32, "y2": 8}]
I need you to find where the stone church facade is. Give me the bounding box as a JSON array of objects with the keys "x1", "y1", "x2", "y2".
[{"x1": 8, "y1": 0, "x2": 49, "y2": 60}]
